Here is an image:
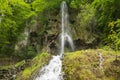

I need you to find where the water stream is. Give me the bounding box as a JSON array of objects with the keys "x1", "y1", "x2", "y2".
[
  {"x1": 35, "y1": 1, "x2": 74, "y2": 80},
  {"x1": 98, "y1": 52, "x2": 104, "y2": 71}
]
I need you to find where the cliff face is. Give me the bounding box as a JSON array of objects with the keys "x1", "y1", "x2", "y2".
[
  {"x1": 38, "y1": 7, "x2": 98, "y2": 53},
  {"x1": 15, "y1": 3, "x2": 99, "y2": 57}
]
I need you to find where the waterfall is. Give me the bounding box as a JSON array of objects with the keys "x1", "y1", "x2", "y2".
[
  {"x1": 60, "y1": 1, "x2": 74, "y2": 57},
  {"x1": 35, "y1": 1, "x2": 74, "y2": 80}
]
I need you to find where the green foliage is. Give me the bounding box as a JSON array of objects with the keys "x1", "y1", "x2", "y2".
[
  {"x1": 0, "y1": 65, "x2": 12, "y2": 70},
  {"x1": 92, "y1": 0, "x2": 120, "y2": 49},
  {"x1": 76, "y1": 4, "x2": 97, "y2": 43},
  {"x1": 69, "y1": 0, "x2": 120, "y2": 48},
  {"x1": 70, "y1": 0, "x2": 81, "y2": 9},
  {"x1": 15, "y1": 60, "x2": 25, "y2": 67},
  {"x1": 70, "y1": 0, "x2": 94, "y2": 9},
  {"x1": 17, "y1": 52, "x2": 51, "y2": 80},
  {"x1": 32, "y1": 0, "x2": 47, "y2": 13},
  {"x1": 14, "y1": 45, "x2": 37, "y2": 59},
  {"x1": 26, "y1": 46, "x2": 36, "y2": 58},
  {"x1": 101, "y1": 19, "x2": 120, "y2": 49},
  {"x1": 0, "y1": 0, "x2": 35, "y2": 57},
  {"x1": 32, "y1": 0, "x2": 61, "y2": 16},
  {"x1": 92, "y1": 0, "x2": 114, "y2": 27},
  {"x1": 0, "y1": 60, "x2": 25, "y2": 70}
]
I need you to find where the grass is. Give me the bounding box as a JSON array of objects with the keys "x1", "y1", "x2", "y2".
[{"x1": 15, "y1": 60, "x2": 25, "y2": 67}]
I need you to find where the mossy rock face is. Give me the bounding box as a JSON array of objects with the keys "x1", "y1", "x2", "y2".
[
  {"x1": 16, "y1": 53, "x2": 51, "y2": 80},
  {"x1": 0, "y1": 60, "x2": 26, "y2": 80},
  {"x1": 63, "y1": 49, "x2": 120, "y2": 80}
]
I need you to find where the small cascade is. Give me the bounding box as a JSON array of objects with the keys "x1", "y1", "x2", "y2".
[
  {"x1": 35, "y1": 56, "x2": 63, "y2": 80},
  {"x1": 35, "y1": 1, "x2": 74, "y2": 80},
  {"x1": 98, "y1": 53, "x2": 104, "y2": 71}
]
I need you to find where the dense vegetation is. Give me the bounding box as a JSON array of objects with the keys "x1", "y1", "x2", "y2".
[
  {"x1": 0, "y1": 0, "x2": 35, "y2": 58},
  {"x1": 0, "y1": 0, "x2": 119, "y2": 59}
]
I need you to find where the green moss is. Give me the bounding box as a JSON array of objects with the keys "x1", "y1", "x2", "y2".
[
  {"x1": 17, "y1": 52, "x2": 51, "y2": 80},
  {"x1": 22, "y1": 68, "x2": 31, "y2": 79},
  {"x1": 63, "y1": 49, "x2": 120, "y2": 80},
  {"x1": 0, "y1": 60, "x2": 25, "y2": 70},
  {"x1": 0, "y1": 65, "x2": 12, "y2": 70},
  {"x1": 15, "y1": 60, "x2": 25, "y2": 67}
]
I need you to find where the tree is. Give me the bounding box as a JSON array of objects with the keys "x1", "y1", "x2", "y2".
[
  {"x1": 0, "y1": 0, "x2": 35, "y2": 57},
  {"x1": 92, "y1": 0, "x2": 120, "y2": 49}
]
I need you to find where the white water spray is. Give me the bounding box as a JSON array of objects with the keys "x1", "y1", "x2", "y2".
[{"x1": 35, "y1": 1, "x2": 74, "y2": 80}]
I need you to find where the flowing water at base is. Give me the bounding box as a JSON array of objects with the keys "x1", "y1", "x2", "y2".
[{"x1": 35, "y1": 56, "x2": 63, "y2": 80}]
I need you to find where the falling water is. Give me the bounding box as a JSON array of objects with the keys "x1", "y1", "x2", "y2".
[
  {"x1": 35, "y1": 1, "x2": 74, "y2": 80},
  {"x1": 60, "y1": 1, "x2": 74, "y2": 57}
]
